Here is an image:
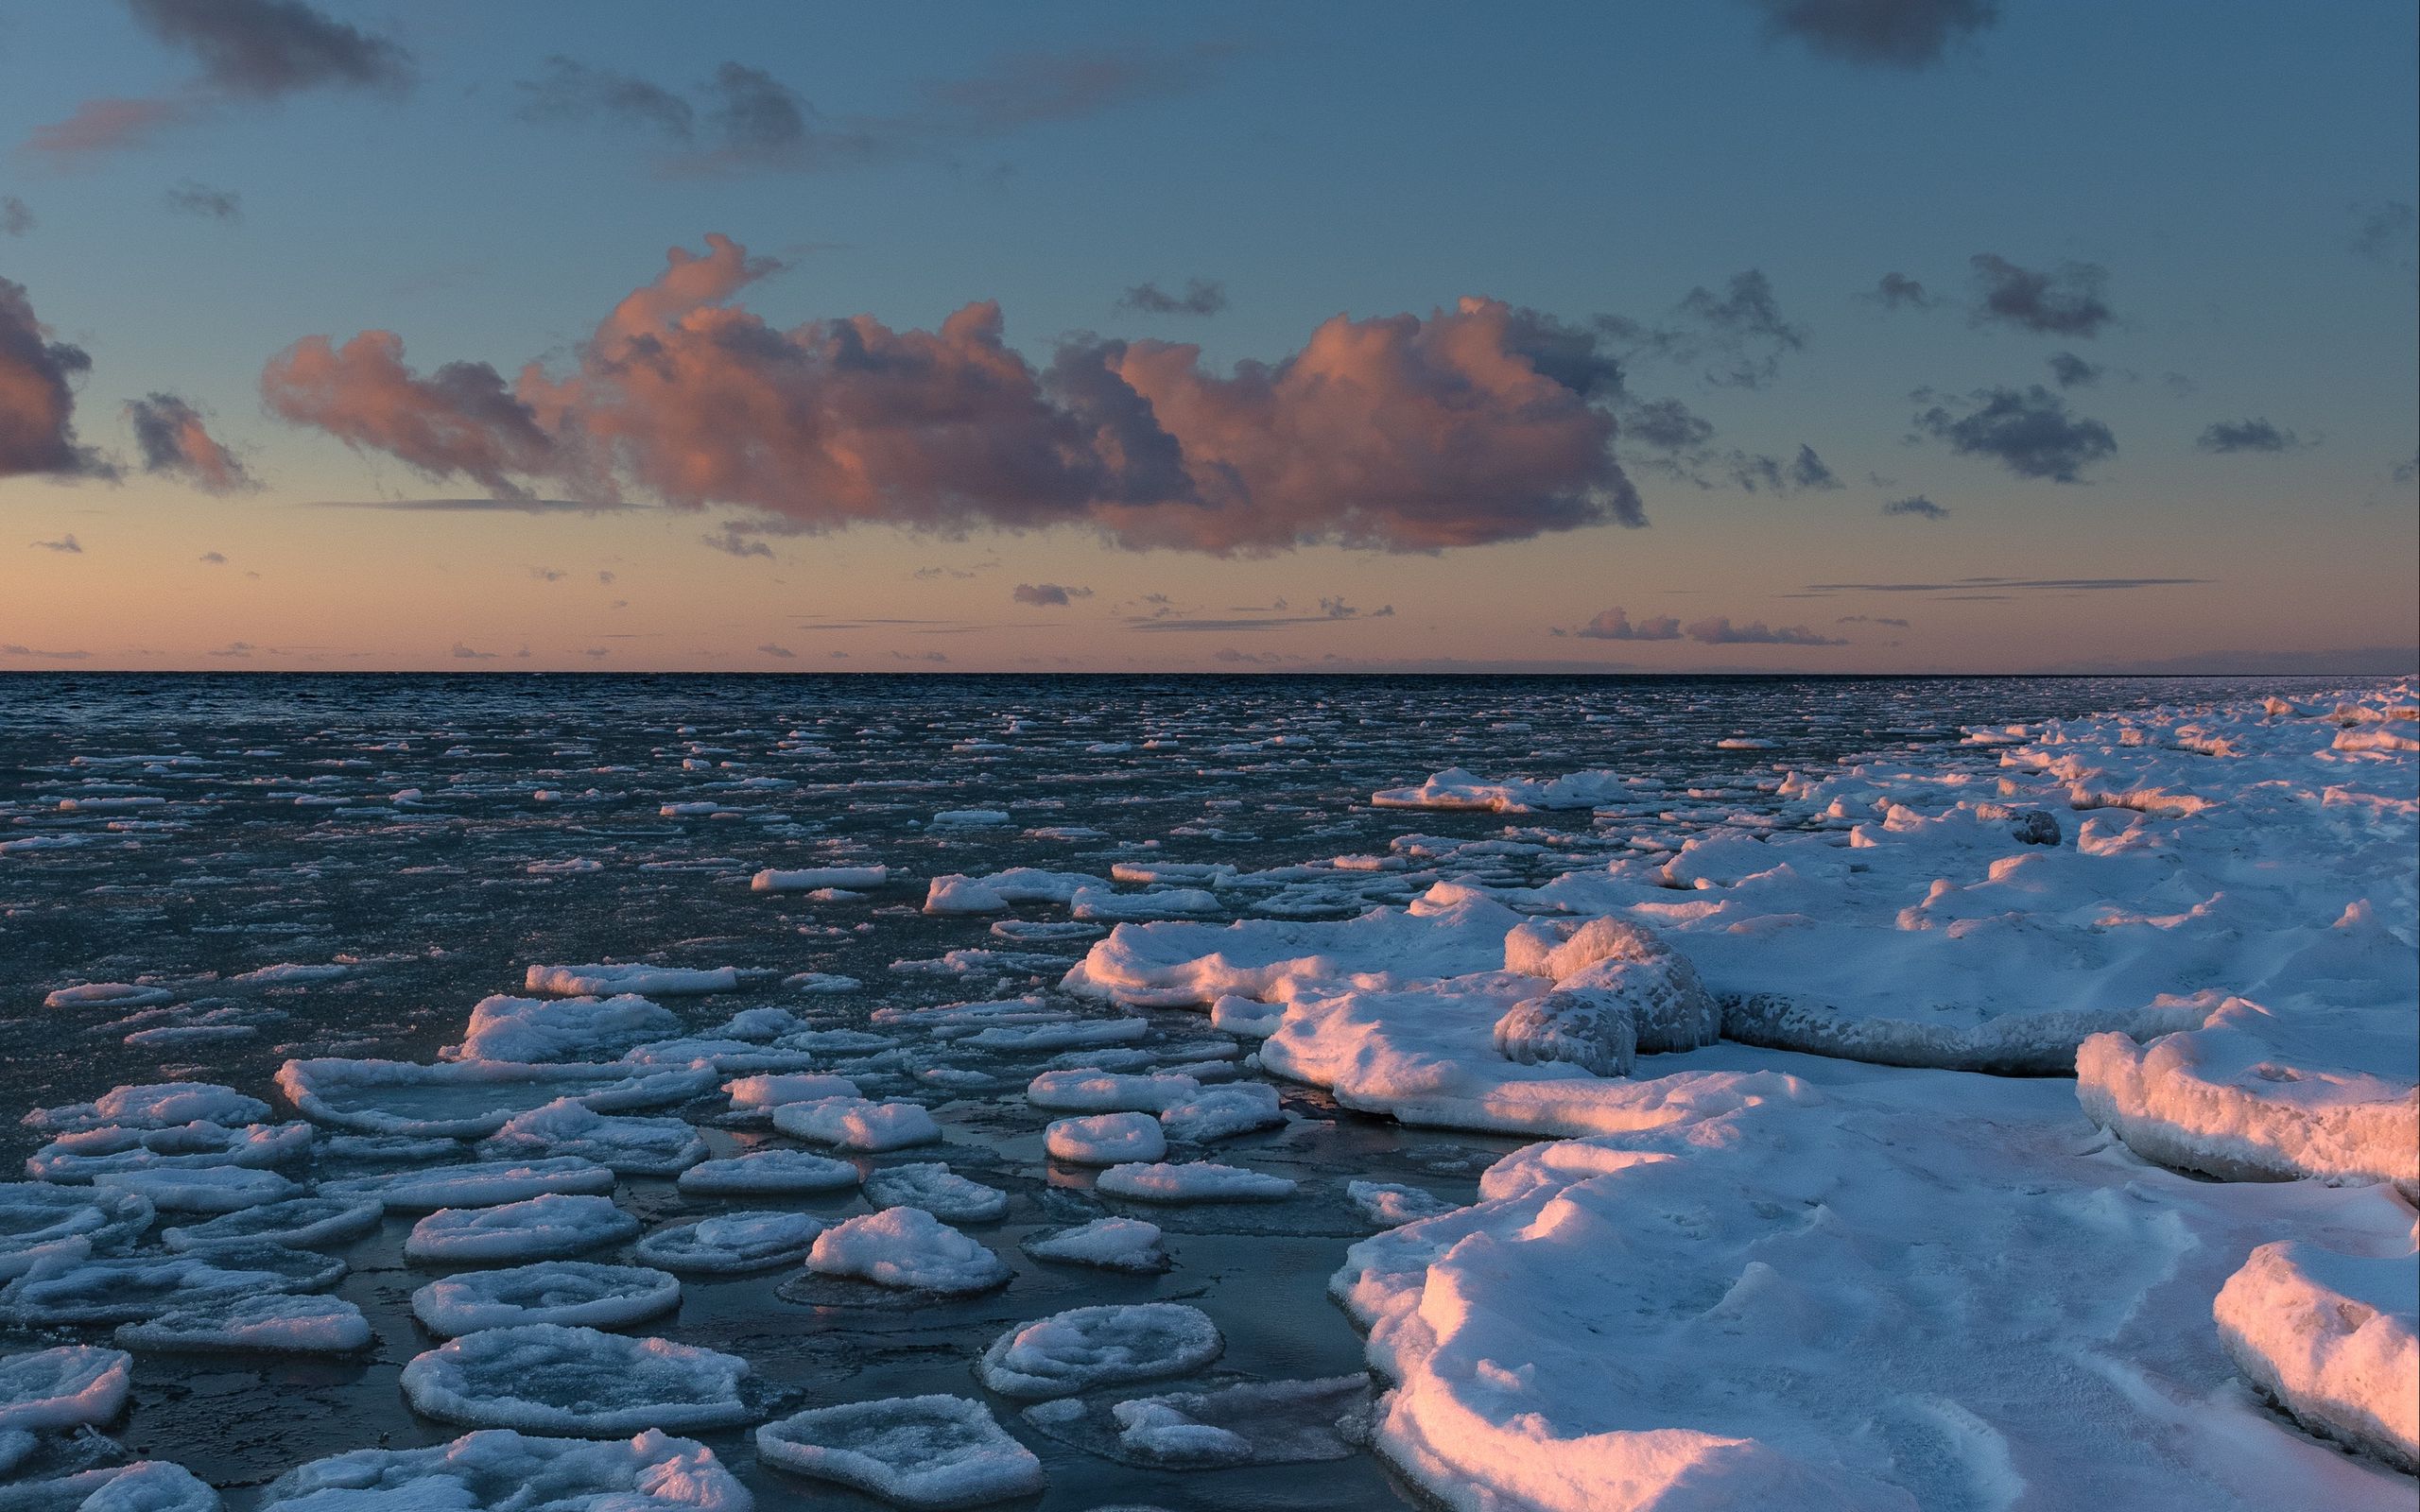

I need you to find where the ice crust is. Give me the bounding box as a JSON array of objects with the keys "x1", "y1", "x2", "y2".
[{"x1": 400, "y1": 1325, "x2": 752, "y2": 1435}]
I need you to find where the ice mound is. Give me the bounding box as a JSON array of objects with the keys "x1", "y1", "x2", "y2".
[
  {"x1": 1158, "y1": 1083, "x2": 1285, "y2": 1142},
  {"x1": 7, "y1": 1461, "x2": 218, "y2": 1512},
  {"x1": 634, "y1": 1212, "x2": 824, "y2": 1274},
  {"x1": 401, "y1": 1324, "x2": 752, "y2": 1435},
  {"x1": 115, "y1": 1293, "x2": 372, "y2": 1354},
  {"x1": 413, "y1": 1261, "x2": 682, "y2": 1336},
  {"x1": 1020, "y1": 1217, "x2": 1167, "y2": 1274},
  {"x1": 1025, "y1": 1070, "x2": 1200, "y2": 1113},
  {"x1": 91, "y1": 1166, "x2": 297, "y2": 1214},
  {"x1": 1503, "y1": 916, "x2": 1721, "y2": 1054},
  {"x1": 43, "y1": 984, "x2": 173, "y2": 1010},
  {"x1": 279, "y1": 1058, "x2": 716, "y2": 1139},
  {"x1": 28, "y1": 1120, "x2": 312, "y2": 1182},
  {"x1": 406, "y1": 1194, "x2": 639, "y2": 1263},
  {"x1": 322, "y1": 1158, "x2": 616, "y2": 1211},
  {"x1": 0, "y1": 1346, "x2": 131, "y2": 1431},
  {"x1": 769, "y1": 1097, "x2": 941, "y2": 1152},
  {"x1": 977, "y1": 1302, "x2": 1223, "y2": 1400},
  {"x1": 805, "y1": 1209, "x2": 1008, "y2": 1295},
  {"x1": 1044, "y1": 1114, "x2": 1166, "y2": 1167},
  {"x1": 723, "y1": 1073, "x2": 860, "y2": 1110},
  {"x1": 1491, "y1": 991, "x2": 1636, "y2": 1078},
  {"x1": 1371, "y1": 767, "x2": 1626, "y2": 813},
  {"x1": 2079, "y1": 999, "x2": 2418, "y2": 1194},
  {"x1": 161, "y1": 1196, "x2": 382, "y2": 1252},
  {"x1": 448, "y1": 993, "x2": 680, "y2": 1063},
  {"x1": 524, "y1": 965, "x2": 739, "y2": 997},
  {"x1": 24, "y1": 1083, "x2": 268, "y2": 1134},
  {"x1": 1025, "y1": 1374, "x2": 1371, "y2": 1468},
  {"x1": 1333, "y1": 1060, "x2": 2420, "y2": 1512},
  {"x1": 677, "y1": 1149, "x2": 860, "y2": 1195},
  {"x1": 261, "y1": 1428, "x2": 749, "y2": 1512},
  {"x1": 755, "y1": 1394, "x2": 1043, "y2": 1510},
  {"x1": 1096, "y1": 1160, "x2": 1296, "y2": 1203},
  {"x1": 862, "y1": 1164, "x2": 1008, "y2": 1223},
  {"x1": 0, "y1": 1184, "x2": 152, "y2": 1278},
  {"x1": 1209, "y1": 994, "x2": 1286, "y2": 1038},
  {"x1": 1346, "y1": 1181, "x2": 1458, "y2": 1228},
  {"x1": 2216, "y1": 1241, "x2": 2417, "y2": 1471},
  {"x1": 2, "y1": 1243, "x2": 344, "y2": 1325},
  {"x1": 752, "y1": 864, "x2": 888, "y2": 892},
  {"x1": 478, "y1": 1099, "x2": 708, "y2": 1177}
]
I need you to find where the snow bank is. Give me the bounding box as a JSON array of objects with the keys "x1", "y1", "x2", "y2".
[{"x1": 2216, "y1": 1241, "x2": 2417, "y2": 1471}]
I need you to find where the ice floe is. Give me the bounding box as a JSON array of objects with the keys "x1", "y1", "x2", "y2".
[
  {"x1": 0, "y1": 1346, "x2": 130, "y2": 1431},
  {"x1": 804, "y1": 1209, "x2": 1008, "y2": 1296},
  {"x1": 412, "y1": 1261, "x2": 683, "y2": 1335},
  {"x1": 400, "y1": 1324, "x2": 752, "y2": 1435},
  {"x1": 160, "y1": 1195, "x2": 381, "y2": 1252},
  {"x1": 2216, "y1": 1240, "x2": 2417, "y2": 1471},
  {"x1": 1095, "y1": 1160, "x2": 1296, "y2": 1203},
  {"x1": 634, "y1": 1212, "x2": 824, "y2": 1274},
  {"x1": 448, "y1": 993, "x2": 680, "y2": 1063},
  {"x1": 676, "y1": 1148, "x2": 860, "y2": 1195},
  {"x1": 260, "y1": 1429, "x2": 749, "y2": 1512},
  {"x1": 477, "y1": 1099, "x2": 708, "y2": 1177},
  {"x1": 1157, "y1": 1082, "x2": 1285, "y2": 1142},
  {"x1": 769, "y1": 1097, "x2": 941, "y2": 1152},
  {"x1": 861, "y1": 1164, "x2": 1008, "y2": 1223},
  {"x1": 2, "y1": 1244, "x2": 344, "y2": 1325},
  {"x1": 755, "y1": 1395, "x2": 1043, "y2": 1509},
  {"x1": 524, "y1": 965, "x2": 740, "y2": 997},
  {"x1": 752, "y1": 865, "x2": 889, "y2": 892},
  {"x1": 977, "y1": 1302, "x2": 1223, "y2": 1400},
  {"x1": 114, "y1": 1293, "x2": 371, "y2": 1354},
  {"x1": 1044, "y1": 1113, "x2": 1166, "y2": 1166},
  {"x1": 279, "y1": 1058, "x2": 715, "y2": 1139},
  {"x1": 1019, "y1": 1217, "x2": 1167, "y2": 1274},
  {"x1": 1024, "y1": 1374, "x2": 1371, "y2": 1469},
  {"x1": 321, "y1": 1157, "x2": 616, "y2": 1211},
  {"x1": 406, "y1": 1194, "x2": 639, "y2": 1263}
]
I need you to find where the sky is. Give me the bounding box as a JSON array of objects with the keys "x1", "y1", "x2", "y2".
[{"x1": 0, "y1": 0, "x2": 2414, "y2": 674}]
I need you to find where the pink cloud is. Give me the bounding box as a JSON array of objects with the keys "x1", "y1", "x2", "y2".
[
  {"x1": 262, "y1": 235, "x2": 1644, "y2": 556},
  {"x1": 0, "y1": 278, "x2": 113, "y2": 479},
  {"x1": 127, "y1": 392, "x2": 257, "y2": 492},
  {"x1": 23, "y1": 96, "x2": 201, "y2": 164}
]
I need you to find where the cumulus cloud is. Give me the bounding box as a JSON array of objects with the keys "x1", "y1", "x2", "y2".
[
  {"x1": 264, "y1": 234, "x2": 1647, "y2": 554},
  {"x1": 1969, "y1": 254, "x2": 2114, "y2": 337},
  {"x1": 1912, "y1": 384, "x2": 2116, "y2": 482},
  {"x1": 0, "y1": 278, "x2": 114, "y2": 480},
  {"x1": 1684, "y1": 615, "x2": 1845, "y2": 645},
  {"x1": 127, "y1": 392, "x2": 257, "y2": 491},
  {"x1": 164, "y1": 181, "x2": 242, "y2": 220},
  {"x1": 1881, "y1": 494, "x2": 1948, "y2": 520},
  {"x1": 1573, "y1": 607, "x2": 1683, "y2": 641},
  {"x1": 1118, "y1": 279, "x2": 1226, "y2": 317},
  {"x1": 1747, "y1": 0, "x2": 2000, "y2": 68},
  {"x1": 1012, "y1": 581, "x2": 1093, "y2": 605},
  {"x1": 1673, "y1": 269, "x2": 1806, "y2": 388},
  {"x1": 2196, "y1": 418, "x2": 2301, "y2": 454},
  {"x1": 1, "y1": 198, "x2": 32, "y2": 237},
  {"x1": 1866, "y1": 271, "x2": 1932, "y2": 310}
]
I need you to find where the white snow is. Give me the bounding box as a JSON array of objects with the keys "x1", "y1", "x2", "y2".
[
  {"x1": 447, "y1": 993, "x2": 680, "y2": 1063},
  {"x1": 524, "y1": 964, "x2": 740, "y2": 997},
  {"x1": 861, "y1": 1163, "x2": 1009, "y2": 1223},
  {"x1": 0, "y1": 1345, "x2": 131, "y2": 1431},
  {"x1": 1158, "y1": 1082, "x2": 1286, "y2": 1142},
  {"x1": 755, "y1": 1395, "x2": 1043, "y2": 1509},
  {"x1": 412, "y1": 1261, "x2": 683, "y2": 1336},
  {"x1": 722, "y1": 1073, "x2": 860, "y2": 1110},
  {"x1": 2216, "y1": 1240, "x2": 2417, "y2": 1471},
  {"x1": 752, "y1": 865, "x2": 889, "y2": 892},
  {"x1": 261, "y1": 1428, "x2": 750, "y2": 1512},
  {"x1": 405, "y1": 1194, "x2": 639, "y2": 1263},
  {"x1": 977, "y1": 1302, "x2": 1223, "y2": 1400},
  {"x1": 1020, "y1": 1217, "x2": 1167, "y2": 1274},
  {"x1": 805, "y1": 1209, "x2": 1009, "y2": 1295},
  {"x1": 769, "y1": 1097, "x2": 941, "y2": 1152},
  {"x1": 634, "y1": 1212, "x2": 825, "y2": 1274},
  {"x1": 400, "y1": 1324, "x2": 752, "y2": 1435},
  {"x1": 1044, "y1": 1113, "x2": 1166, "y2": 1166},
  {"x1": 677, "y1": 1149, "x2": 860, "y2": 1196},
  {"x1": 1095, "y1": 1160, "x2": 1296, "y2": 1203},
  {"x1": 1025, "y1": 1070, "x2": 1199, "y2": 1113}
]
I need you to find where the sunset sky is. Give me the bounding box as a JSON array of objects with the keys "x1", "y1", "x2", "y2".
[{"x1": 1, "y1": 0, "x2": 2413, "y2": 673}]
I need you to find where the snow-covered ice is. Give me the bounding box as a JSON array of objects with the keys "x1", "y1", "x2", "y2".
[
  {"x1": 24, "y1": 1083, "x2": 268, "y2": 1134},
  {"x1": 755, "y1": 1395, "x2": 1044, "y2": 1509},
  {"x1": 769, "y1": 1097, "x2": 941, "y2": 1152},
  {"x1": 1024, "y1": 1374, "x2": 1371, "y2": 1469},
  {"x1": 676, "y1": 1148, "x2": 860, "y2": 1195},
  {"x1": 1025, "y1": 1070, "x2": 1199, "y2": 1113},
  {"x1": 2216, "y1": 1240, "x2": 2417, "y2": 1471},
  {"x1": 5, "y1": 1461, "x2": 219, "y2": 1512},
  {"x1": 0, "y1": 1346, "x2": 131, "y2": 1431},
  {"x1": 1, "y1": 1244, "x2": 345, "y2": 1325},
  {"x1": 1346, "y1": 1180, "x2": 1458, "y2": 1228},
  {"x1": 1044, "y1": 1113, "x2": 1166, "y2": 1166},
  {"x1": 321, "y1": 1158, "x2": 616, "y2": 1211},
  {"x1": 477, "y1": 1099, "x2": 709, "y2": 1177},
  {"x1": 1157, "y1": 1082, "x2": 1285, "y2": 1142},
  {"x1": 752, "y1": 865, "x2": 889, "y2": 892},
  {"x1": 634, "y1": 1212, "x2": 825, "y2": 1274},
  {"x1": 861, "y1": 1163, "x2": 1008, "y2": 1223},
  {"x1": 1019, "y1": 1217, "x2": 1167, "y2": 1274},
  {"x1": 279, "y1": 1057, "x2": 715, "y2": 1139},
  {"x1": 722, "y1": 1073, "x2": 862, "y2": 1111},
  {"x1": 114, "y1": 1293, "x2": 372, "y2": 1354},
  {"x1": 804, "y1": 1209, "x2": 1009, "y2": 1295},
  {"x1": 412, "y1": 1261, "x2": 683, "y2": 1336},
  {"x1": 977, "y1": 1302, "x2": 1223, "y2": 1400},
  {"x1": 261, "y1": 1429, "x2": 750, "y2": 1512},
  {"x1": 406, "y1": 1194, "x2": 640, "y2": 1264},
  {"x1": 1095, "y1": 1160, "x2": 1297, "y2": 1203},
  {"x1": 524, "y1": 965, "x2": 740, "y2": 997},
  {"x1": 448, "y1": 993, "x2": 680, "y2": 1064},
  {"x1": 160, "y1": 1196, "x2": 382, "y2": 1252},
  {"x1": 400, "y1": 1324, "x2": 753, "y2": 1435}
]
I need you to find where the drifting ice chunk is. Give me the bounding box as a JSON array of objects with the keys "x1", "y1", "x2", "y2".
[
  {"x1": 477, "y1": 1099, "x2": 708, "y2": 1177},
  {"x1": 977, "y1": 1302, "x2": 1223, "y2": 1400},
  {"x1": 321, "y1": 1158, "x2": 615, "y2": 1212},
  {"x1": 400, "y1": 1324, "x2": 752, "y2": 1434},
  {"x1": 28, "y1": 1120, "x2": 312, "y2": 1182},
  {"x1": 1045, "y1": 1114, "x2": 1166, "y2": 1167},
  {"x1": 0, "y1": 1346, "x2": 131, "y2": 1430},
  {"x1": 449, "y1": 993, "x2": 680, "y2": 1063},
  {"x1": 114, "y1": 1293, "x2": 371, "y2": 1355},
  {"x1": 523, "y1": 965, "x2": 740, "y2": 997},
  {"x1": 162, "y1": 1195, "x2": 381, "y2": 1252},
  {"x1": 928, "y1": 809, "x2": 1010, "y2": 828},
  {"x1": 635, "y1": 1212, "x2": 825, "y2": 1274},
  {"x1": 43, "y1": 984, "x2": 172, "y2": 1010},
  {"x1": 862, "y1": 1164, "x2": 1008, "y2": 1223},
  {"x1": 278, "y1": 1057, "x2": 716, "y2": 1139},
  {"x1": 923, "y1": 868, "x2": 1101, "y2": 915},
  {"x1": 1025, "y1": 1374, "x2": 1372, "y2": 1469},
  {"x1": 755, "y1": 1395, "x2": 1043, "y2": 1510},
  {"x1": 1069, "y1": 887, "x2": 1220, "y2": 922},
  {"x1": 805, "y1": 1209, "x2": 1009, "y2": 1295},
  {"x1": 0, "y1": 1184, "x2": 151, "y2": 1279},
  {"x1": 1370, "y1": 767, "x2": 1626, "y2": 814},
  {"x1": 723, "y1": 1073, "x2": 861, "y2": 1110},
  {"x1": 770, "y1": 1097, "x2": 941, "y2": 1152},
  {"x1": 1503, "y1": 916, "x2": 1721, "y2": 1054},
  {"x1": 91, "y1": 1167, "x2": 297, "y2": 1214},
  {"x1": 1096, "y1": 1161, "x2": 1296, "y2": 1203},
  {"x1": 261, "y1": 1428, "x2": 749, "y2": 1512},
  {"x1": 24, "y1": 1083, "x2": 268, "y2": 1134},
  {"x1": 1158, "y1": 1083, "x2": 1284, "y2": 1142},
  {"x1": 1, "y1": 1244, "x2": 344, "y2": 1325},
  {"x1": 7, "y1": 1461, "x2": 218, "y2": 1512},
  {"x1": 412, "y1": 1261, "x2": 682, "y2": 1336},
  {"x1": 677, "y1": 1149, "x2": 860, "y2": 1196},
  {"x1": 406, "y1": 1194, "x2": 639, "y2": 1264},
  {"x1": 1492, "y1": 991, "x2": 1635, "y2": 1079},
  {"x1": 1020, "y1": 1218, "x2": 1167, "y2": 1274},
  {"x1": 1025, "y1": 1070, "x2": 1200, "y2": 1113},
  {"x1": 1347, "y1": 1181, "x2": 1459, "y2": 1228},
  {"x1": 2216, "y1": 1242, "x2": 2417, "y2": 1471},
  {"x1": 753, "y1": 865, "x2": 889, "y2": 892}
]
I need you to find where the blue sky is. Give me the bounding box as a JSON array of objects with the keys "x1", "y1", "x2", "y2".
[{"x1": 1, "y1": 0, "x2": 2413, "y2": 672}]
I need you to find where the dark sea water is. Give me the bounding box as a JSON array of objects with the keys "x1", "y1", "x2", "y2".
[{"x1": 0, "y1": 672, "x2": 2326, "y2": 1509}]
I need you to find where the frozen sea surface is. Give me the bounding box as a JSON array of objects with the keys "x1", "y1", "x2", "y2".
[{"x1": 0, "y1": 672, "x2": 2410, "y2": 1510}]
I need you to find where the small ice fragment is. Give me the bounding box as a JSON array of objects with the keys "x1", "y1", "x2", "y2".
[
  {"x1": 1044, "y1": 1113, "x2": 1166, "y2": 1167},
  {"x1": 977, "y1": 1302, "x2": 1223, "y2": 1400},
  {"x1": 1095, "y1": 1161, "x2": 1297, "y2": 1204},
  {"x1": 1021, "y1": 1218, "x2": 1167, "y2": 1275},
  {"x1": 805, "y1": 1209, "x2": 1009, "y2": 1295},
  {"x1": 635, "y1": 1212, "x2": 825, "y2": 1274},
  {"x1": 1346, "y1": 1180, "x2": 1459, "y2": 1228}
]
